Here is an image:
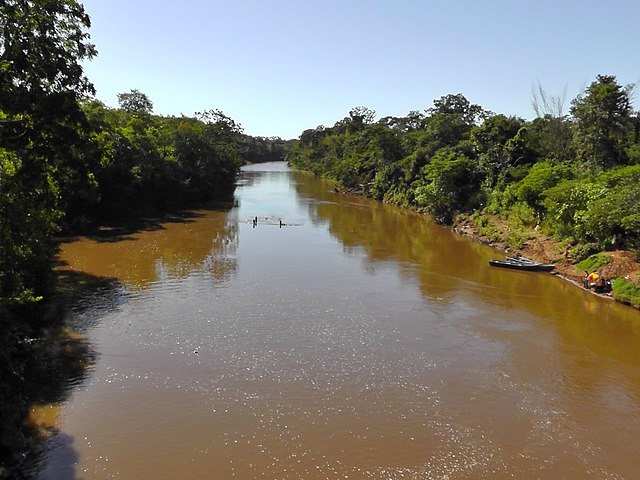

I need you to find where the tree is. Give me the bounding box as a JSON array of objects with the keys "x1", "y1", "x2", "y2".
[
  {"x1": 544, "y1": 165, "x2": 640, "y2": 249},
  {"x1": 1, "y1": 0, "x2": 96, "y2": 311},
  {"x1": 0, "y1": 0, "x2": 96, "y2": 112},
  {"x1": 514, "y1": 160, "x2": 571, "y2": 213},
  {"x1": 330, "y1": 107, "x2": 377, "y2": 135},
  {"x1": 241, "y1": 135, "x2": 288, "y2": 163},
  {"x1": 428, "y1": 93, "x2": 487, "y2": 126},
  {"x1": 529, "y1": 82, "x2": 573, "y2": 163},
  {"x1": 419, "y1": 94, "x2": 488, "y2": 154},
  {"x1": 413, "y1": 148, "x2": 484, "y2": 223},
  {"x1": 378, "y1": 111, "x2": 425, "y2": 132},
  {"x1": 471, "y1": 115, "x2": 525, "y2": 187},
  {"x1": 528, "y1": 115, "x2": 574, "y2": 164},
  {"x1": 570, "y1": 75, "x2": 633, "y2": 169},
  {"x1": 348, "y1": 106, "x2": 376, "y2": 129},
  {"x1": 117, "y1": 89, "x2": 154, "y2": 114},
  {"x1": 174, "y1": 110, "x2": 244, "y2": 195}
]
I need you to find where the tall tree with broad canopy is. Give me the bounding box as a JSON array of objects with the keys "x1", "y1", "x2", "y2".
[
  {"x1": 117, "y1": 89, "x2": 154, "y2": 114},
  {"x1": 570, "y1": 75, "x2": 634, "y2": 170},
  {"x1": 428, "y1": 93, "x2": 487, "y2": 126},
  {"x1": 1, "y1": 2, "x2": 96, "y2": 474},
  {"x1": 0, "y1": 0, "x2": 96, "y2": 310}
]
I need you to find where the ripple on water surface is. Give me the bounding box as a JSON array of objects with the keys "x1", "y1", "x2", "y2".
[{"x1": 47, "y1": 164, "x2": 640, "y2": 479}]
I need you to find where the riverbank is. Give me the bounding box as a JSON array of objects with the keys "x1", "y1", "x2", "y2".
[
  {"x1": 331, "y1": 183, "x2": 640, "y2": 310},
  {"x1": 0, "y1": 318, "x2": 94, "y2": 479},
  {"x1": 452, "y1": 213, "x2": 640, "y2": 309}
]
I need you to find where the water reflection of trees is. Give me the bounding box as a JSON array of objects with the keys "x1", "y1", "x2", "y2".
[
  {"x1": 57, "y1": 207, "x2": 238, "y2": 289},
  {"x1": 0, "y1": 272, "x2": 115, "y2": 478},
  {"x1": 1, "y1": 203, "x2": 240, "y2": 478},
  {"x1": 292, "y1": 170, "x2": 640, "y2": 385},
  {"x1": 292, "y1": 170, "x2": 495, "y2": 299}
]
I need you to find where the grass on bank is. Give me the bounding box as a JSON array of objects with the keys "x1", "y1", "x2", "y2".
[
  {"x1": 612, "y1": 277, "x2": 640, "y2": 307},
  {"x1": 576, "y1": 254, "x2": 611, "y2": 273}
]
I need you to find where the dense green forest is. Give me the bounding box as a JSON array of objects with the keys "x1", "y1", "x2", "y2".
[{"x1": 288, "y1": 77, "x2": 640, "y2": 258}]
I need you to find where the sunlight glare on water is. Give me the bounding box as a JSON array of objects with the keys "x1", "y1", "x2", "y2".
[{"x1": 43, "y1": 162, "x2": 640, "y2": 479}]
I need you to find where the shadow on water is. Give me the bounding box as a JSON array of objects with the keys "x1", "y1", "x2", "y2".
[
  {"x1": 56, "y1": 200, "x2": 239, "y2": 290},
  {"x1": 2, "y1": 188, "x2": 240, "y2": 478},
  {"x1": 3, "y1": 200, "x2": 242, "y2": 478},
  {"x1": 37, "y1": 433, "x2": 79, "y2": 480},
  {"x1": 60, "y1": 195, "x2": 237, "y2": 245},
  {"x1": 0, "y1": 268, "x2": 122, "y2": 479}
]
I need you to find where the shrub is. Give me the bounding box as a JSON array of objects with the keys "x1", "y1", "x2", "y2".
[
  {"x1": 508, "y1": 230, "x2": 530, "y2": 250},
  {"x1": 515, "y1": 161, "x2": 571, "y2": 212},
  {"x1": 569, "y1": 243, "x2": 600, "y2": 262},
  {"x1": 470, "y1": 214, "x2": 502, "y2": 242},
  {"x1": 507, "y1": 202, "x2": 538, "y2": 229}
]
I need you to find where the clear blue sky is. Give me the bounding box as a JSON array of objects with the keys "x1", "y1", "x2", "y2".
[{"x1": 81, "y1": 0, "x2": 639, "y2": 140}]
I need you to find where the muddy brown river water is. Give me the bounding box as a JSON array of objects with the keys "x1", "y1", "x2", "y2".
[{"x1": 37, "y1": 161, "x2": 640, "y2": 479}]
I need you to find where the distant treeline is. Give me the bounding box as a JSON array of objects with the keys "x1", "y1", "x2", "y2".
[
  {"x1": 243, "y1": 134, "x2": 289, "y2": 164},
  {"x1": 288, "y1": 76, "x2": 640, "y2": 260}
]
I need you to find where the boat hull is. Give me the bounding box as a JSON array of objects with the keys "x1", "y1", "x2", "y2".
[{"x1": 489, "y1": 260, "x2": 555, "y2": 272}]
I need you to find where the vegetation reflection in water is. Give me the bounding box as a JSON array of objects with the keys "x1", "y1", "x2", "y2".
[
  {"x1": 292, "y1": 166, "x2": 640, "y2": 477},
  {"x1": 28, "y1": 163, "x2": 640, "y2": 479},
  {"x1": 0, "y1": 205, "x2": 238, "y2": 479},
  {"x1": 294, "y1": 168, "x2": 640, "y2": 442},
  {"x1": 57, "y1": 208, "x2": 238, "y2": 290},
  {"x1": 0, "y1": 319, "x2": 97, "y2": 477},
  {"x1": 293, "y1": 168, "x2": 640, "y2": 357}
]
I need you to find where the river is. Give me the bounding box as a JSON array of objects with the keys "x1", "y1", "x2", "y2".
[{"x1": 36, "y1": 161, "x2": 640, "y2": 479}]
